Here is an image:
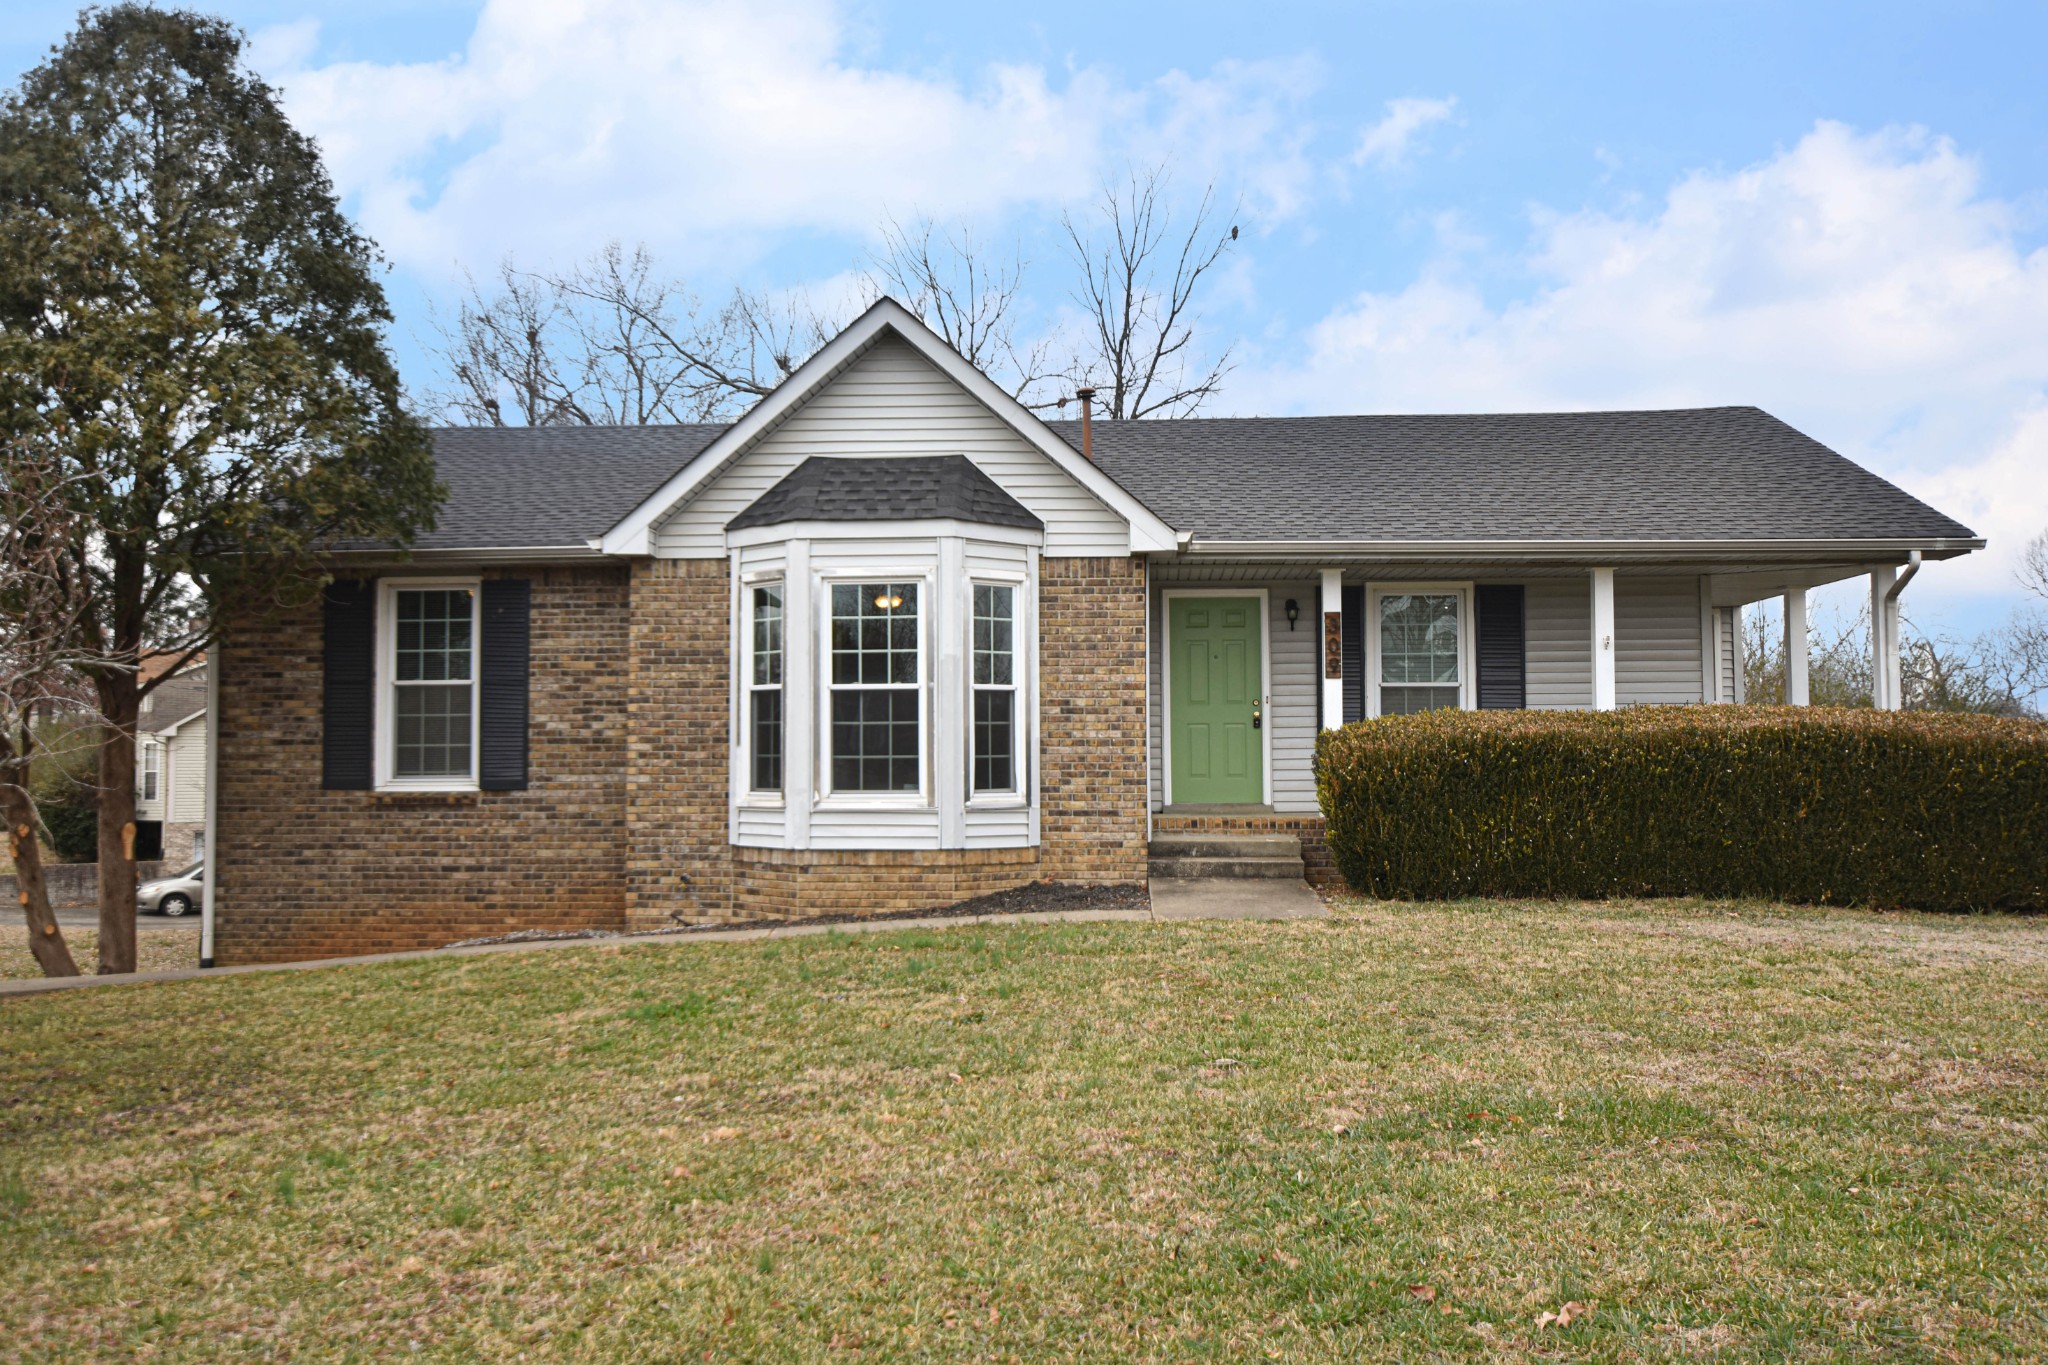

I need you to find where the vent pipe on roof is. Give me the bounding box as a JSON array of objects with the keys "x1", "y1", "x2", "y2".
[{"x1": 1075, "y1": 387, "x2": 1096, "y2": 462}]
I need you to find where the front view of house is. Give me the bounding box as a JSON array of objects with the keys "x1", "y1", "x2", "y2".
[{"x1": 211, "y1": 300, "x2": 1980, "y2": 963}]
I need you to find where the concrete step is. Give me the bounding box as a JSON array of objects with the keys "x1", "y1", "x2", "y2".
[
  {"x1": 1148, "y1": 854, "x2": 1307, "y2": 880},
  {"x1": 1148, "y1": 833, "x2": 1302, "y2": 860}
]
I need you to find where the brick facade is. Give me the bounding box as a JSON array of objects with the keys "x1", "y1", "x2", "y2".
[
  {"x1": 1150, "y1": 809, "x2": 1338, "y2": 888},
  {"x1": 215, "y1": 565, "x2": 632, "y2": 963},
  {"x1": 1038, "y1": 557, "x2": 1151, "y2": 883},
  {"x1": 214, "y1": 554, "x2": 1153, "y2": 963},
  {"x1": 623, "y1": 557, "x2": 734, "y2": 931}
]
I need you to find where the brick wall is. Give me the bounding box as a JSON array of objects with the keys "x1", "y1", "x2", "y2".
[
  {"x1": 214, "y1": 565, "x2": 632, "y2": 964},
  {"x1": 1037, "y1": 557, "x2": 1150, "y2": 884},
  {"x1": 622, "y1": 557, "x2": 734, "y2": 931},
  {"x1": 1150, "y1": 809, "x2": 1339, "y2": 888},
  {"x1": 215, "y1": 552, "x2": 1156, "y2": 961}
]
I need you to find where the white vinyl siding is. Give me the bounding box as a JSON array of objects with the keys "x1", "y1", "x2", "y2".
[
  {"x1": 1525, "y1": 578, "x2": 1593, "y2": 709},
  {"x1": 1616, "y1": 575, "x2": 1706, "y2": 705},
  {"x1": 167, "y1": 718, "x2": 206, "y2": 824},
  {"x1": 1715, "y1": 606, "x2": 1743, "y2": 703},
  {"x1": 1147, "y1": 573, "x2": 1319, "y2": 814},
  {"x1": 654, "y1": 335, "x2": 1128, "y2": 557}
]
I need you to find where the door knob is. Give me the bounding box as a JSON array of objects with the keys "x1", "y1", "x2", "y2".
[{"x1": 1252, "y1": 697, "x2": 1263, "y2": 730}]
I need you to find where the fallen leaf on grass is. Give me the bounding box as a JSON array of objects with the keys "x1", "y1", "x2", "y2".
[
  {"x1": 707, "y1": 1126, "x2": 741, "y2": 1142},
  {"x1": 1537, "y1": 1301, "x2": 1591, "y2": 1329},
  {"x1": 1407, "y1": 1284, "x2": 1437, "y2": 1303}
]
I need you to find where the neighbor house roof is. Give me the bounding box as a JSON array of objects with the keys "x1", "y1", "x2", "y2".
[
  {"x1": 728, "y1": 456, "x2": 1042, "y2": 533},
  {"x1": 1046, "y1": 408, "x2": 1979, "y2": 549}
]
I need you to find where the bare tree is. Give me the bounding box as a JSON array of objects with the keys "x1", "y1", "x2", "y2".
[
  {"x1": 431, "y1": 243, "x2": 841, "y2": 426},
  {"x1": 1743, "y1": 602, "x2": 1874, "y2": 707},
  {"x1": 1059, "y1": 168, "x2": 1238, "y2": 419},
  {"x1": 2019, "y1": 530, "x2": 2048, "y2": 606},
  {"x1": 0, "y1": 448, "x2": 117, "y2": 977},
  {"x1": 869, "y1": 217, "x2": 1057, "y2": 408}
]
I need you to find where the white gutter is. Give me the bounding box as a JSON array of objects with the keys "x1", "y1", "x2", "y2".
[
  {"x1": 1168, "y1": 536, "x2": 1983, "y2": 561},
  {"x1": 199, "y1": 647, "x2": 219, "y2": 969}
]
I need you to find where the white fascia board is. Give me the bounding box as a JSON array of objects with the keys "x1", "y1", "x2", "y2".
[
  {"x1": 726, "y1": 518, "x2": 1044, "y2": 551},
  {"x1": 323, "y1": 545, "x2": 611, "y2": 565},
  {"x1": 1170, "y1": 535, "x2": 1985, "y2": 562},
  {"x1": 601, "y1": 297, "x2": 1180, "y2": 557},
  {"x1": 159, "y1": 707, "x2": 208, "y2": 736}
]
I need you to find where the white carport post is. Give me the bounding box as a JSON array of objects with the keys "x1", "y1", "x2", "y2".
[
  {"x1": 1783, "y1": 588, "x2": 1809, "y2": 706},
  {"x1": 1320, "y1": 568, "x2": 1345, "y2": 730},
  {"x1": 1869, "y1": 566, "x2": 1897, "y2": 710},
  {"x1": 1590, "y1": 567, "x2": 1617, "y2": 710}
]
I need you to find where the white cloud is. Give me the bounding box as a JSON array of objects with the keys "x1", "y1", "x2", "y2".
[
  {"x1": 1351, "y1": 96, "x2": 1456, "y2": 168},
  {"x1": 256, "y1": 0, "x2": 1318, "y2": 278},
  {"x1": 1248, "y1": 121, "x2": 2048, "y2": 609}
]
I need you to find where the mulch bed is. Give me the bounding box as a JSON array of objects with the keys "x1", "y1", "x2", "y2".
[{"x1": 443, "y1": 881, "x2": 1150, "y2": 949}]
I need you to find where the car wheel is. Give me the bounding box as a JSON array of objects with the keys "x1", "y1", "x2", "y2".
[{"x1": 160, "y1": 894, "x2": 193, "y2": 918}]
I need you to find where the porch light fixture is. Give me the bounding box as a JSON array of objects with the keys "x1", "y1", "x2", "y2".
[
  {"x1": 1285, "y1": 598, "x2": 1299, "y2": 630},
  {"x1": 873, "y1": 591, "x2": 903, "y2": 610}
]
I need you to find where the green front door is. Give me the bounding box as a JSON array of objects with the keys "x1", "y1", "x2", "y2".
[{"x1": 1169, "y1": 597, "x2": 1264, "y2": 805}]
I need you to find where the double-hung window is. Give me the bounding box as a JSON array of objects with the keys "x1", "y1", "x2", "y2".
[
  {"x1": 140, "y1": 742, "x2": 160, "y2": 802},
  {"x1": 1377, "y1": 591, "x2": 1465, "y2": 715},
  {"x1": 389, "y1": 585, "x2": 477, "y2": 782},
  {"x1": 828, "y1": 582, "x2": 921, "y2": 793},
  {"x1": 748, "y1": 584, "x2": 784, "y2": 794},
  {"x1": 971, "y1": 584, "x2": 1017, "y2": 794}
]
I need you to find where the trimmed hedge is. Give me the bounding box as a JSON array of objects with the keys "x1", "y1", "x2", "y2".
[{"x1": 1315, "y1": 706, "x2": 2048, "y2": 910}]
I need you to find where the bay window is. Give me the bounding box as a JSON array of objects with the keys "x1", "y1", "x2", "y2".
[
  {"x1": 828, "y1": 582, "x2": 922, "y2": 794},
  {"x1": 971, "y1": 583, "x2": 1017, "y2": 794},
  {"x1": 748, "y1": 584, "x2": 784, "y2": 793}
]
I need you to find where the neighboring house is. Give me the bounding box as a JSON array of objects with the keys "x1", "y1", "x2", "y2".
[
  {"x1": 212, "y1": 299, "x2": 1981, "y2": 964},
  {"x1": 136, "y1": 654, "x2": 208, "y2": 865}
]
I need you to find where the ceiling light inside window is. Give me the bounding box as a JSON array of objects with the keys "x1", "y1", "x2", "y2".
[{"x1": 874, "y1": 592, "x2": 903, "y2": 610}]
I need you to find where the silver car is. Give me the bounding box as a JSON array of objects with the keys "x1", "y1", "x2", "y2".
[{"x1": 137, "y1": 862, "x2": 204, "y2": 917}]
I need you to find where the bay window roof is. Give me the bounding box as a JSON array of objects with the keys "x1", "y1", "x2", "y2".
[{"x1": 727, "y1": 455, "x2": 1044, "y2": 533}]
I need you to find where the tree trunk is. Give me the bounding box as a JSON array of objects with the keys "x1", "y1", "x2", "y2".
[
  {"x1": 94, "y1": 673, "x2": 140, "y2": 974},
  {"x1": 2, "y1": 753, "x2": 80, "y2": 978}
]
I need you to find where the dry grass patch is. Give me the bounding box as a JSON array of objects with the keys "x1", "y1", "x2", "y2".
[
  {"x1": 3, "y1": 899, "x2": 2046, "y2": 1361},
  {"x1": 1, "y1": 921, "x2": 197, "y2": 980}
]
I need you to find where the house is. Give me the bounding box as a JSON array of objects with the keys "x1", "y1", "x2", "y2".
[
  {"x1": 135, "y1": 653, "x2": 207, "y2": 864},
  {"x1": 210, "y1": 299, "x2": 1981, "y2": 963}
]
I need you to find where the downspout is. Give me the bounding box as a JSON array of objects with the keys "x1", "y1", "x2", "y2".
[
  {"x1": 1885, "y1": 549, "x2": 1923, "y2": 605},
  {"x1": 198, "y1": 646, "x2": 220, "y2": 969}
]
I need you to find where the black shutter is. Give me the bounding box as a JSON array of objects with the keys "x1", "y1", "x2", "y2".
[
  {"x1": 322, "y1": 580, "x2": 376, "y2": 789},
  {"x1": 1341, "y1": 585, "x2": 1365, "y2": 723},
  {"x1": 1474, "y1": 584, "x2": 1526, "y2": 710},
  {"x1": 479, "y1": 578, "x2": 531, "y2": 791}
]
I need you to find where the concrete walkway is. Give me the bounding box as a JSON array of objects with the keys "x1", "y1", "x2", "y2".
[
  {"x1": 1149, "y1": 877, "x2": 1330, "y2": 921},
  {"x1": 1, "y1": 883, "x2": 1329, "y2": 1000}
]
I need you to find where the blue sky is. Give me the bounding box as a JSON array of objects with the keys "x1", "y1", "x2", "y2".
[{"x1": 7, "y1": 0, "x2": 2047, "y2": 633}]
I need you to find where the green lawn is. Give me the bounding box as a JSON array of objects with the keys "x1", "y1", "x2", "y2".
[{"x1": 3, "y1": 899, "x2": 2046, "y2": 1361}]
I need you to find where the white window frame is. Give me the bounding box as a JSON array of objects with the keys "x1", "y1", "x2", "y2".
[
  {"x1": 737, "y1": 574, "x2": 786, "y2": 806},
  {"x1": 1364, "y1": 582, "x2": 1474, "y2": 719},
  {"x1": 374, "y1": 577, "x2": 482, "y2": 792},
  {"x1": 139, "y1": 740, "x2": 160, "y2": 802},
  {"x1": 816, "y1": 571, "x2": 934, "y2": 810},
  {"x1": 967, "y1": 574, "x2": 1028, "y2": 806}
]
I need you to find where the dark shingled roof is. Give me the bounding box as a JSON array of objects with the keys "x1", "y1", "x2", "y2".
[
  {"x1": 1046, "y1": 407, "x2": 1977, "y2": 544},
  {"x1": 391, "y1": 424, "x2": 726, "y2": 550},
  {"x1": 367, "y1": 407, "x2": 1975, "y2": 552},
  {"x1": 728, "y1": 456, "x2": 1042, "y2": 532}
]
